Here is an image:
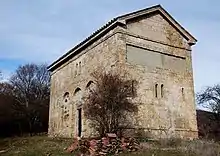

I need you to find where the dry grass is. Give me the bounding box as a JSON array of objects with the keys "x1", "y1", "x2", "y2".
[
  {"x1": 0, "y1": 136, "x2": 220, "y2": 156},
  {"x1": 180, "y1": 140, "x2": 220, "y2": 156},
  {"x1": 0, "y1": 136, "x2": 73, "y2": 156},
  {"x1": 155, "y1": 138, "x2": 220, "y2": 156}
]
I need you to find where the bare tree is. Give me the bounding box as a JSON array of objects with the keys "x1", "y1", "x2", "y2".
[
  {"x1": 0, "y1": 82, "x2": 14, "y2": 118},
  {"x1": 197, "y1": 84, "x2": 220, "y2": 114},
  {"x1": 10, "y1": 63, "x2": 50, "y2": 135},
  {"x1": 0, "y1": 82, "x2": 21, "y2": 136},
  {"x1": 197, "y1": 84, "x2": 220, "y2": 139},
  {"x1": 0, "y1": 82, "x2": 14, "y2": 94},
  {"x1": 83, "y1": 71, "x2": 138, "y2": 137}
]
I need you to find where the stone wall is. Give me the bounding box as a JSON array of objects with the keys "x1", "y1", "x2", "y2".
[
  {"x1": 116, "y1": 12, "x2": 197, "y2": 138},
  {"x1": 48, "y1": 11, "x2": 198, "y2": 139},
  {"x1": 48, "y1": 27, "x2": 122, "y2": 138}
]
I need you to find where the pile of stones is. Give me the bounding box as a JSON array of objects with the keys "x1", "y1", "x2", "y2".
[{"x1": 67, "y1": 133, "x2": 140, "y2": 155}]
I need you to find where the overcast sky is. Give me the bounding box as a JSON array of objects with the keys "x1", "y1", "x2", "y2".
[{"x1": 0, "y1": 0, "x2": 220, "y2": 92}]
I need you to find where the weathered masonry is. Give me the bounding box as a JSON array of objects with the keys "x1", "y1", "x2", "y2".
[{"x1": 48, "y1": 5, "x2": 198, "y2": 139}]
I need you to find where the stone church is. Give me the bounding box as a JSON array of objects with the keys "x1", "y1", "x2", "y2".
[{"x1": 48, "y1": 5, "x2": 198, "y2": 139}]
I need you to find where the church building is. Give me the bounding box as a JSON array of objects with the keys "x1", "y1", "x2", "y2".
[{"x1": 48, "y1": 5, "x2": 198, "y2": 139}]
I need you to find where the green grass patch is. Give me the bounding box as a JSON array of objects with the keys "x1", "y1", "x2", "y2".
[{"x1": 0, "y1": 136, "x2": 73, "y2": 156}]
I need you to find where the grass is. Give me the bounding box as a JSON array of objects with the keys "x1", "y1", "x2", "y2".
[
  {"x1": 0, "y1": 135, "x2": 73, "y2": 156},
  {"x1": 0, "y1": 136, "x2": 220, "y2": 156},
  {"x1": 119, "y1": 150, "x2": 185, "y2": 156}
]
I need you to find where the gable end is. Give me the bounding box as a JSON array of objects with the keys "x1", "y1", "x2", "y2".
[
  {"x1": 118, "y1": 5, "x2": 197, "y2": 44},
  {"x1": 48, "y1": 5, "x2": 197, "y2": 72}
]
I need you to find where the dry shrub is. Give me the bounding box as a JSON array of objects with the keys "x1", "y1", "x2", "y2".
[{"x1": 83, "y1": 70, "x2": 138, "y2": 137}]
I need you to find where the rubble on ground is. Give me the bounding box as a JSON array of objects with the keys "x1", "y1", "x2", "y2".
[{"x1": 67, "y1": 133, "x2": 140, "y2": 155}]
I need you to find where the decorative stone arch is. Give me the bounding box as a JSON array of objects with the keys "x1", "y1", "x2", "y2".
[
  {"x1": 74, "y1": 87, "x2": 81, "y2": 95},
  {"x1": 63, "y1": 92, "x2": 70, "y2": 103},
  {"x1": 73, "y1": 87, "x2": 83, "y2": 108},
  {"x1": 73, "y1": 87, "x2": 83, "y2": 137},
  {"x1": 86, "y1": 80, "x2": 94, "y2": 89},
  {"x1": 85, "y1": 81, "x2": 95, "y2": 97}
]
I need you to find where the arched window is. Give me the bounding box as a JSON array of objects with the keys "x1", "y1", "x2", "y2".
[
  {"x1": 74, "y1": 87, "x2": 82, "y2": 106},
  {"x1": 155, "y1": 84, "x2": 158, "y2": 98},
  {"x1": 86, "y1": 81, "x2": 94, "y2": 93},
  {"x1": 63, "y1": 92, "x2": 70, "y2": 103},
  {"x1": 161, "y1": 84, "x2": 164, "y2": 98},
  {"x1": 86, "y1": 81, "x2": 94, "y2": 88},
  {"x1": 74, "y1": 87, "x2": 81, "y2": 95}
]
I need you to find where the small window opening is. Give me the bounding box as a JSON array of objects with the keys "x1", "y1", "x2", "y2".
[
  {"x1": 76, "y1": 63, "x2": 78, "y2": 76},
  {"x1": 161, "y1": 84, "x2": 164, "y2": 98},
  {"x1": 181, "y1": 88, "x2": 184, "y2": 96},
  {"x1": 79, "y1": 61, "x2": 81, "y2": 74},
  {"x1": 155, "y1": 84, "x2": 158, "y2": 98},
  {"x1": 63, "y1": 92, "x2": 70, "y2": 103}
]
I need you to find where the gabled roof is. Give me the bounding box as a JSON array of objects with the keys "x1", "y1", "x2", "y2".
[{"x1": 48, "y1": 4, "x2": 197, "y2": 71}]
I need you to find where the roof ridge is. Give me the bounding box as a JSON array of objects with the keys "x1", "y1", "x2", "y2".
[{"x1": 117, "y1": 4, "x2": 161, "y2": 19}]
